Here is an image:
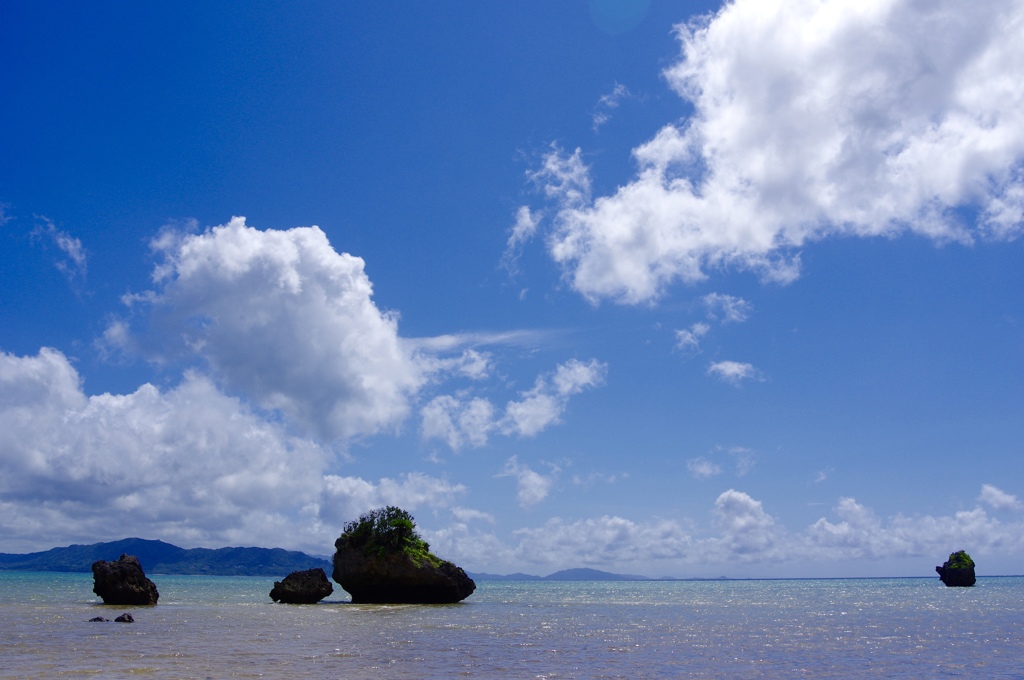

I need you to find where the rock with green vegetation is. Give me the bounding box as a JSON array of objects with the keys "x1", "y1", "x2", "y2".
[
  {"x1": 935, "y1": 550, "x2": 976, "y2": 587},
  {"x1": 269, "y1": 567, "x2": 334, "y2": 604},
  {"x1": 332, "y1": 506, "x2": 475, "y2": 604}
]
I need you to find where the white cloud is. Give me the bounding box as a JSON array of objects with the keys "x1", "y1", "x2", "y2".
[
  {"x1": 0, "y1": 348, "x2": 327, "y2": 551},
  {"x1": 107, "y1": 217, "x2": 424, "y2": 442},
  {"x1": 500, "y1": 358, "x2": 607, "y2": 438},
  {"x1": 318, "y1": 472, "x2": 466, "y2": 527},
  {"x1": 511, "y1": 515, "x2": 693, "y2": 567},
  {"x1": 421, "y1": 395, "x2": 496, "y2": 450},
  {"x1": 527, "y1": 0, "x2": 1024, "y2": 304},
  {"x1": 421, "y1": 357, "x2": 608, "y2": 450},
  {"x1": 707, "y1": 360, "x2": 762, "y2": 385},
  {"x1": 728, "y1": 446, "x2": 757, "y2": 476},
  {"x1": 703, "y1": 293, "x2": 752, "y2": 323},
  {"x1": 414, "y1": 348, "x2": 492, "y2": 382},
  {"x1": 712, "y1": 489, "x2": 779, "y2": 556},
  {"x1": 431, "y1": 485, "x2": 1024, "y2": 575},
  {"x1": 592, "y1": 82, "x2": 631, "y2": 131},
  {"x1": 675, "y1": 321, "x2": 710, "y2": 359},
  {"x1": 687, "y1": 456, "x2": 722, "y2": 480},
  {"x1": 499, "y1": 456, "x2": 558, "y2": 508},
  {"x1": 689, "y1": 446, "x2": 757, "y2": 479},
  {"x1": 529, "y1": 145, "x2": 592, "y2": 208},
  {"x1": 979, "y1": 484, "x2": 1024, "y2": 511},
  {"x1": 114, "y1": 218, "x2": 602, "y2": 450},
  {"x1": 805, "y1": 492, "x2": 1024, "y2": 561},
  {"x1": 503, "y1": 206, "x2": 542, "y2": 277},
  {"x1": 0, "y1": 347, "x2": 473, "y2": 554},
  {"x1": 451, "y1": 506, "x2": 495, "y2": 524},
  {"x1": 508, "y1": 205, "x2": 541, "y2": 249},
  {"x1": 32, "y1": 217, "x2": 87, "y2": 282}
]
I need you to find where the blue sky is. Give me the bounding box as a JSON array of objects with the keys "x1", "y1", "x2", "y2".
[{"x1": 2, "y1": 0, "x2": 1022, "y2": 577}]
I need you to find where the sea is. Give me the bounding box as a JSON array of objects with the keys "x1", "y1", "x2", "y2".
[{"x1": 1, "y1": 572, "x2": 1021, "y2": 679}]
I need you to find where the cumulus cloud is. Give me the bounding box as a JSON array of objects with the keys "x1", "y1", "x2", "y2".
[
  {"x1": 451, "y1": 506, "x2": 495, "y2": 524},
  {"x1": 707, "y1": 360, "x2": 762, "y2": 385},
  {"x1": 0, "y1": 347, "x2": 471, "y2": 553},
  {"x1": 712, "y1": 489, "x2": 779, "y2": 556},
  {"x1": 978, "y1": 484, "x2": 1024, "y2": 511},
  {"x1": 499, "y1": 456, "x2": 558, "y2": 507},
  {"x1": 317, "y1": 472, "x2": 466, "y2": 527},
  {"x1": 420, "y1": 358, "x2": 607, "y2": 450},
  {"x1": 431, "y1": 484, "x2": 1024, "y2": 575},
  {"x1": 107, "y1": 217, "x2": 423, "y2": 442},
  {"x1": 111, "y1": 218, "x2": 598, "y2": 448},
  {"x1": 0, "y1": 348, "x2": 325, "y2": 550},
  {"x1": 511, "y1": 515, "x2": 693, "y2": 566},
  {"x1": 421, "y1": 395, "x2": 496, "y2": 450},
  {"x1": 805, "y1": 494, "x2": 1024, "y2": 561},
  {"x1": 499, "y1": 358, "x2": 607, "y2": 438},
  {"x1": 523, "y1": 0, "x2": 1024, "y2": 304}
]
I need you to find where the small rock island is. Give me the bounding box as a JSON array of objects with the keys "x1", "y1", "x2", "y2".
[
  {"x1": 270, "y1": 567, "x2": 334, "y2": 604},
  {"x1": 91, "y1": 553, "x2": 160, "y2": 605},
  {"x1": 332, "y1": 506, "x2": 475, "y2": 604},
  {"x1": 935, "y1": 550, "x2": 976, "y2": 587}
]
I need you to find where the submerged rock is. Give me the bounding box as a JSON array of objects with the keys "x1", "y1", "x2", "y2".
[
  {"x1": 270, "y1": 567, "x2": 334, "y2": 604},
  {"x1": 88, "y1": 616, "x2": 108, "y2": 622},
  {"x1": 936, "y1": 550, "x2": 976, "y2": 587},
  {"x1": 332, "y1": 507, "x2": 475, "y2": 604},
  {"x1": 114, "y1": 612, "x2": 135, "y2": 623},
  {"x1": 91, "y1": 554, "x2": 159, "y2": 605}
]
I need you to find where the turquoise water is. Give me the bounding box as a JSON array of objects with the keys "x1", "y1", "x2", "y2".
[{"x1": 1, "y1": 572, "x2": 1021, "y2": 678}]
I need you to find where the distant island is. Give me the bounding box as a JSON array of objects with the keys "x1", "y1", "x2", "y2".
[
  {"x1": 1, "y1": 538, "x2": 705, "y2": 581},
  {"x1": 470, "y1": 567, "x2": 663, "y2": 581},
  {"x1": 0, "y1": 538, "x2": 331, "y2": 576}
]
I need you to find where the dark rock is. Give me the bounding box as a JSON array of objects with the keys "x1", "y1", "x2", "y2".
[
  {"x1": 91, "y1": 553, "x2": 159, "y2": 605},
  {"x1": 332, "y1": 545, "x2": 475, "y2": 604},
  {"x1": 936, "y1": 550, "x2": 976, "y2": 587},
  {"x1": 114, "y1": 613, "x2": 134, "y2": 623},
  {"x1": 88, "y1": 616, "x2": 108, "y2": 622},
  {"x1": 270, "y1": 567, "x2": 334, "y2": 604}
]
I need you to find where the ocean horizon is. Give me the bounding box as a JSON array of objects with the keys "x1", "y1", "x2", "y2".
[{"x1": 2, "y1": 571, "x2": 1021, "y2": 678}]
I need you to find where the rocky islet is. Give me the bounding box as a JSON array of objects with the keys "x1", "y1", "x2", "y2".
[{"x1": 91, "y1": 553, "x2": 159, "y2": 605}]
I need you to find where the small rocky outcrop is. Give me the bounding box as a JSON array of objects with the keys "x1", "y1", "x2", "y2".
[
  {"x1": 936, "y1": 550, "x2": 976, "y2": 587},
  {"x1": 270, "y1": 567, "x2": 334, "y2": 604},
  {"x1": 332, "y1": 506, "x2": 475, "y2": 604},
  {"x1": 91, "y1": 554, "x2": 159, "y2": 605},
  {"x1": 114, "y1": 613, "x2": 135, "y2": 623},
  {"x1": 88, "y1": 616, "x2": 108, "y2": 622}
]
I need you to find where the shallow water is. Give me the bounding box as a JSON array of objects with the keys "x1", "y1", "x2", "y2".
[{"x1": 1, "y1": 572, "x2": 1021, "y2": 678}]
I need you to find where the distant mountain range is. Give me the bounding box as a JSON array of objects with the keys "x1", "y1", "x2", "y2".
[
  {"x1": 0, "y1": 539, "x2": 677, "y2": 581},
  {"x1": 468, "y1": 567, "x2": 656, "y2": 581},
  {"x1": 0, "y1": 538, "x2": 332, "y2": 576}
]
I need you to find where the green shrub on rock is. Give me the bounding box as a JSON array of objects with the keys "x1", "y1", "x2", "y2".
[
  {"x1": 337, "y1": 506, "x2": 439, "y2": 567},
  {"x1": 936, "y1": 549, "x2": 976, "y2": 587},
  {"x1": 333, "y1": 506, "x2": 475, "y2": 604},
  {"x1": 946, "y1": 550, "x2": 975, "y2": 570}
]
